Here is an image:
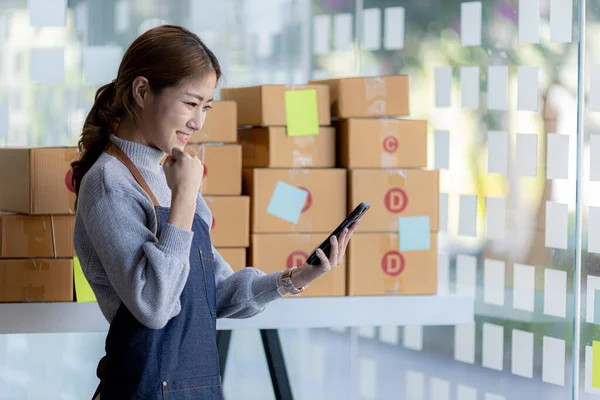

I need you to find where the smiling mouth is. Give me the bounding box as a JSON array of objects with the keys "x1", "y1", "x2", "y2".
[{"x1": 176, "y1": 131, "x2": 190, "y2": 143}]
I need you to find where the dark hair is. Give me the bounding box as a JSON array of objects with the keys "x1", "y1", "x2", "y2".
[{"x1": 70, "y1": 24, "x2": 221, "y2": 201}]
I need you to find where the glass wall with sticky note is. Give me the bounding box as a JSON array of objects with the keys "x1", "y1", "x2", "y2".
[
  {"x1": 355, "y1": 0, "x2": 582, "y2": 399},
  {"x1": 579, "y1": 0, "x2": 600, "y2": 398},
  {"x1": 0, "y1": 0, "x2": 595, "y2": 399}
]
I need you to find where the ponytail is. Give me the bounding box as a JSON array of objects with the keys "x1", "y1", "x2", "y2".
[
  {"x1": 71, "y1": 81, "x2": 119, "y2": 202},
  {"x1": 71, "y1": 25, "x2": 222, "y2": 207}
]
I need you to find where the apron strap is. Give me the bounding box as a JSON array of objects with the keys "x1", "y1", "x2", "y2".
[{"x1": 105, "y1": 140, "x2": 161, "y2": 207}]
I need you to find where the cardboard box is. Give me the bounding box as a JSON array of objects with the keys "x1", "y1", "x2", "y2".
[
  {"x1": 250, "y1": 233, "x2": 346, "y2": 297},
  {"x1": 204, "y1": 196, "x2": 249, "y2": 247},
  {"x1": 243, "y1": 168, "x2": 346, "y2": 233},
  {"x1": 0, "y1": 214, "x2": 75, "y2": 258},
  {"x1": 189, "y1": 101, "x2": 237, "y2": 143},
  {"x1": 185, "y1": 144, "x2": 242, "y2": 195},
  {"x1": 349, "y1": 169, "x2": 439, "y2": 232},
  {"x1": 347, "y1": 233, "x2": 437, "y2": 296},
  {"x1": 220, "y1": 84, "x2": 331, "y2": 126},
  {"x1": 338, "y1": 119, "x2": 427, "y2": 168},
  {"x1": 0, "y1": 147, "x2": 77, "y2": 215},
  {"x1": 309, "y1": 75, "x2": 410, "y2": 118},
  {"x1": 238, "y1": 126, "x2": 335, "y2": 168},
  {"x1": 0, "y1": 258, "x2": 74, "y2": 302},
  {"x1": 216, "y1": 248, "x2": 246, "y2": 272}
]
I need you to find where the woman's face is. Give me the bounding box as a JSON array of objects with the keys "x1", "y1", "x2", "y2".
[{"x1": 133, "y1": 73, "x2": 217, "y2": 154}]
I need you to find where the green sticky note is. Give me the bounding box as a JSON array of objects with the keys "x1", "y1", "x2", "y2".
[
  {"x1": 593, "y1": 341, "x2": 600, "y2": 388},
  {"x1": 73, "y1": 256, "x2": 97, "y2": 302},
  {"x1": 284, "y1": 89, "x2": 319, "y2": 137}
]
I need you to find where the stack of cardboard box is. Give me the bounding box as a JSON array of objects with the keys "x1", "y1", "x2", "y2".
[
  {"x1": 221, "y1": 84, "x2": 347, "y2": 297},
  {"x1": 310, "y1": 76, "x2": 440, "y2": 296},
  {"x1": 0, "y1": 148, "x2": 77, "y2": 302},
  {"x1": 0, "y1": 76, "x2": 440, "y2": 302},
  {"x1": 0, "y1": 102, "x2": 246, "y2": 303},
  {"x1": 184, "y1": 101, "x2": 250, "y2": 272}
]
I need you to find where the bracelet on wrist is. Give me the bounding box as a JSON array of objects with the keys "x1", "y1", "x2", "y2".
[{"x1": 280, "y1": 266, "x2": 305, "y2": 295}]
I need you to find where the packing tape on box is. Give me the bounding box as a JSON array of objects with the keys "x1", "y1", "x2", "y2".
[
  {"x1": 50, "y1": 215, "x2": 57, "y2": 258},
  {"x1": 291, "y1": 136, "x2": 315, "y2": 167},
  {"x1": 284, "y1": 84, "x2": 308, "y2": 91},
  {"x1": 20, "y1": 215, "x2": 54, "y2": 258},
  {"x1": 286, "y1": 168, "x2": 310, "y2": 180},
  {"x1": 286, "y1": 169, "x2": 313, "y2": 233},
  {"x1": 21, "y1": 215, "x2": 40, "y2": 257},
  {"x1": 24, "y1": 260, "x2": 49, "y2": 301},
  {"x1": 37, "y1": 215, "x2": 57, "y2": 258},
  {"x1": 6, "y1": 260, "x2": 48, "y2": 302},
  {"x1": 365, "y1": 77, "x2": 387, "y2": 116},
  {"x1": 22, "y1": 284, "x2": 45, "y2": 302},
  {"x1": 380, "y1": 234, "x2": 405, "y2": 295},
  {"x1": 387, "y1": 169, "x2": 408, "y2": 185},
  {"x1": 379, "y1": 119, "x2": 399, "y2": 168},
  {"x1": 381, "y1": 153, "x2": 398, "y2": 168}
]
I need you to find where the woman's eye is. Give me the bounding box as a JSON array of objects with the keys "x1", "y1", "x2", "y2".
[
  {"x1": 203, "y1": 105, "x2": 213, "y2": 111},
  {"x1": 186, "y1": 102, "x2": 198, "y2": 108}
]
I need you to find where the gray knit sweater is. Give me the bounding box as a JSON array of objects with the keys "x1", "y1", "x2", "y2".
[{"x1": 73, "y1": 134, "x2": 283, "y2": 329}]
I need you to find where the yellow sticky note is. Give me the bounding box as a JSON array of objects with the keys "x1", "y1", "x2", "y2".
[
  {"x1": 593, "y1": 341, "x2": 600, "y2": 388},
  {"x1": 73, "y1": 256, "x2": 97, "y2": 302},
  {"x1": 284, "y1": 89, "x2": 319, "y2": 136}
]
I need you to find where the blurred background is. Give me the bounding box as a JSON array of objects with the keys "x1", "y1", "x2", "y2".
[{"x1": 1, "y1": 0, "x2": 600, "y2": 398}]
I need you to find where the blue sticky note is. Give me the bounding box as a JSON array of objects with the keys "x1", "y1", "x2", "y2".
[
  {"x1": 266, "y1": 181, "x2": 308, "y2": 224},
  {"x1": 595, "y1": 289, "x2": 600, "y2": 325},
  {"x1": 398, "y1": 216, "x2": 431, "y2": 251}
]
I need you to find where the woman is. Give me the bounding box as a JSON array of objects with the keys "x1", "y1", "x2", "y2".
[{"x1": 71, "y1": 25, "x2": 357, "y2": 399}]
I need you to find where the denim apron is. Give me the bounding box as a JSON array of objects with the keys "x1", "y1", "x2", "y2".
[{"x1": 93, "y1": 142, "x2": 222, "y2": 400}]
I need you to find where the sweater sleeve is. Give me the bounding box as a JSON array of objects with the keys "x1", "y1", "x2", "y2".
[
  {"x1": 194, "y1": 194, "x2": 283, "y2": 318},
  {"x1": 83, "y1": 191, "x2": 194, "y2": 329},
  {"x1": 212, "y1": 246, "x2": 284, "y2": 319}
]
